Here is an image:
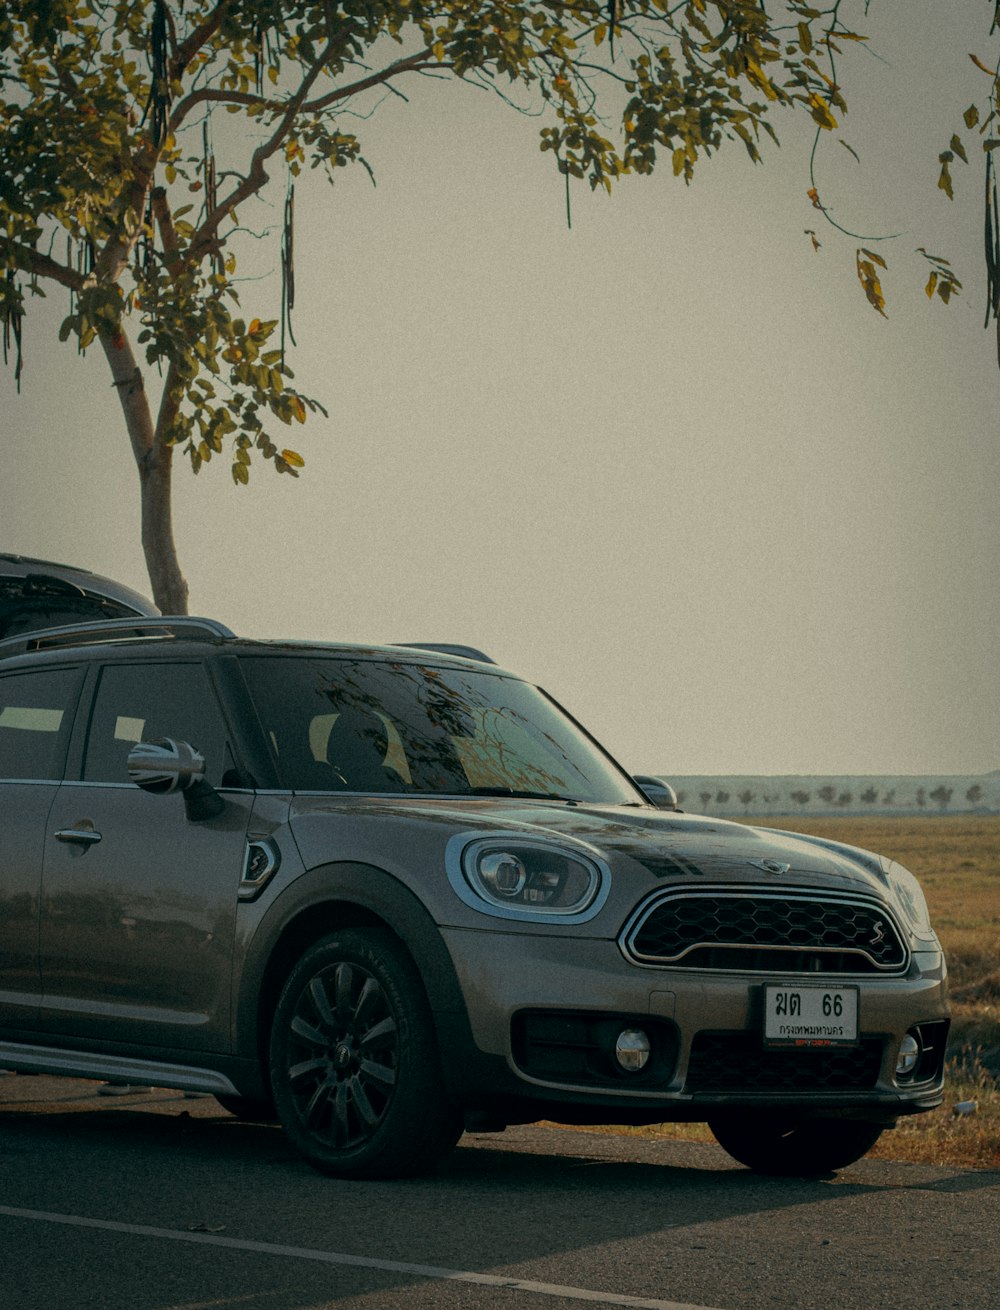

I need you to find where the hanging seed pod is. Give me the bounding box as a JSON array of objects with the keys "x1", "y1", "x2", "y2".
[
  {"x1": 280, "y1": 180, "x2": 296, "y2": 362},
  {"x1": 2, "y1": 269, "x2": 24, "y2": 392},
  {"x1": 142, "y1": 0, "x2": 172, "y2": 148}
]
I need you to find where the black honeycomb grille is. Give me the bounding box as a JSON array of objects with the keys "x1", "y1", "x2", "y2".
[
  {"x1": 686, "y1": 1032, "x2": 883, "y2": 1094},
  {"x1": 623, "y1": 888, "x2": 908, "y2": 973}
]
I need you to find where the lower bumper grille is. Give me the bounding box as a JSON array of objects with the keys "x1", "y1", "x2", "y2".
[{"x1": 685, "y1": 1032, "x2": 883, "y2": 1094}]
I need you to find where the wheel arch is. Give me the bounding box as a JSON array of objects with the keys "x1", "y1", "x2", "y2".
[{"x1": 236, "y1": 861, "x2": 474, "y2": 1096}]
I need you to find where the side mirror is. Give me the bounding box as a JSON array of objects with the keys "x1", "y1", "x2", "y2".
[
  {"x1": 633, "y1": 775, "x2": 681, "y2": 811},
  {"x1": 127, "y1": 737, "x2": 225, "y2": 820}
]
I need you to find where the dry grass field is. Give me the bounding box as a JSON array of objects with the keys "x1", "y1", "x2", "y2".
[{"x1": 582, "y1": 815, "x2": 1000, "y2": 1169}]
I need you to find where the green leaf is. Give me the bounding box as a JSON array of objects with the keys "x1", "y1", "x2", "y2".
[{"x1": 964, "y1": 105, "x2": 980, "y2": 129}]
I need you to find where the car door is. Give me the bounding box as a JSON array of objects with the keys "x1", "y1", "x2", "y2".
[
  {"x1": 0, "y1": 663, "x2": 83, "y2": 1029},
  {"x1": 39, "y1": 658, "x2": 252, "y2": 1052}
]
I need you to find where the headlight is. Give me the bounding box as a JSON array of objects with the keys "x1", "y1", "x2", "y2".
[
  {"x1": 885, "y1": 861, "x2": 936, "y2": 940},
  {"x1": 446, "y1": 833, "x2": 610, "y2": 922}
]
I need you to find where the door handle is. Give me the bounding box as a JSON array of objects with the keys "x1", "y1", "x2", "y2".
[{"x1": 54, "y1": 827, "x2": 102, "y2": 846}]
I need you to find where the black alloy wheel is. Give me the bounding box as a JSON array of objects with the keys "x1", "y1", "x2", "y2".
[
  {"x1": 269, "y1": 928, "x2": 462, "y2": 1178},
  {"x1": 707, "y1": 1112, "x2": 885, "y2": 1175}
]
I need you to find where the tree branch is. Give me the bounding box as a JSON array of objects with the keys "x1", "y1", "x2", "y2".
[
  {"x1": 172, "y1": 0, "x2": 235, "y2": 80},
  {"x1": 186, "y1": 33, "x2": 344, "y2": 260},
  {"x1": 8, "y1": 242, "x2": 85, "y2": 291}
]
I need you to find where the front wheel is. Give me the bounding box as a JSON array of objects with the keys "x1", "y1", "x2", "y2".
[
  {"x1": 269, "y1": 928, "x2": 462, "y2": 1179},
  {"x1": 707, "y1": 1113, "x2": 885, "y2": 1175}
]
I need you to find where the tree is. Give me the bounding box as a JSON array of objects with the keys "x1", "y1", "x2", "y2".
[
  {"x1": 0, "y1": 1, "x2": 966, "y2": 609},
  {"x1": 790, "y1": 789, "x2": 811, "y2": 806},
  {"x1": 737, "y1": 788, "x2": 755, "y2": 813},
  {"x1": 928, "y1": 785, "x2": 953, "y2": 810},
  {"x1": 699, "y1": 790, "x2": 713, "y2": 810},
  {"x1": 818, "y1": 784, "x2": 837, "y2": 805},
  {"x1": 966, "y1": 783, "x2": 984, "y2": 808}
]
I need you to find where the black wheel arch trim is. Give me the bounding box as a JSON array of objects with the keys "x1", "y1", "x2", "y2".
[{"x1": 235, "y1": 860, "x2": 478, "y2": 1093}]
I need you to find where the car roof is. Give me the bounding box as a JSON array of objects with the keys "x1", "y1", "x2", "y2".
[{"x1": 0, "y1": 617, "x2": 511, "y2": 676}]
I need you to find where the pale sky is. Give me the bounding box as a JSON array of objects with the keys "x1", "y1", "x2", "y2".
[{"x1": 2, "y1": 2, "x2": 997, "y2": 778}]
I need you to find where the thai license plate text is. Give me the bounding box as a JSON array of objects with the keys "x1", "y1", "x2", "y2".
[{"x1": 763, "y1": 985, "x2": 859, "y2": 1047}]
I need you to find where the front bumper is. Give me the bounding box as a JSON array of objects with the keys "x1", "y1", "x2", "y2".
[{"x1": 438, "y1": 926, "x2": 949, "y2": 1123}]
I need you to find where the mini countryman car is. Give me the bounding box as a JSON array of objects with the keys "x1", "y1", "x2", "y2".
[{"x1": 0, "y1": 618, "x2": 949, "y2": 1178}]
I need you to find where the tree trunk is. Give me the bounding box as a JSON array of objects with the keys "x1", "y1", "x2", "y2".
[{"x1": 99, "y1": 329, "x2": 189, "y2": 614}]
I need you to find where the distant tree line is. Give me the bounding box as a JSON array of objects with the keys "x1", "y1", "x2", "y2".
[{"x1": 688, "y1": 782, "x2": 989, "y2": 813}]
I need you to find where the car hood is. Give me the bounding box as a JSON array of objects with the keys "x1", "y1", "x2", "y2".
[{"x1": 286, "y1": 795, "x2": 895, "y2": 914}]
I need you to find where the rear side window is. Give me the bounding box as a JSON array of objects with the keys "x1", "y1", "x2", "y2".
[
  {"x1": 0, "y1": 666, "x2": 81, "y2": 781},
  {"x1": 83, "y1": 662, "x2": 230, "y2": 786}
]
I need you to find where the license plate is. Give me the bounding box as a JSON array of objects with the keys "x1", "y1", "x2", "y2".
[{"x1": 763, "y1": 985, "x2": 859, "y2": 1048}]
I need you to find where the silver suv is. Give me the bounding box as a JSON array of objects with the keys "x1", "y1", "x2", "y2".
[
  {"x1": 0, "y1": 554, "x2": 157, "y2": 639},
  {"x1": 0, "y1": 617, "x2": 949, "y2": 1178}
]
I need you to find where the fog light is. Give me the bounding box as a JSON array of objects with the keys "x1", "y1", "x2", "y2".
[
  {"x1": 896, "y1": 1033, "x2": 920, "y2": 1076},
  {"x1": 614, "y1": 1028, "x2": 651, "y2": 1073}
]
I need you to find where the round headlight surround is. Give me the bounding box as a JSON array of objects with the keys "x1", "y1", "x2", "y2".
[{"x1": 446, "y1": 832, "x2": 611, "y2": 923}]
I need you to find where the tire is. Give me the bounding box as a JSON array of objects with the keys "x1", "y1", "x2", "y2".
[
  {"x1": 215, "y1": 1094, "x2": 278, "y2": 1123},
  {"x1": 707, "y1": 1113, "x2": 884, "y2": 1176},
  {"x1": 269, "y1": 928, "x2": 463, "y2": 1179}
]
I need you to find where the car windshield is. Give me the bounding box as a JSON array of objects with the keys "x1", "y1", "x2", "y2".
[{"x1": 239, "y1": 655, "x2": 640, "y2": 804}]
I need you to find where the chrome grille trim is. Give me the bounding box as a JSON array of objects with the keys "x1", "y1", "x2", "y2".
[{"x1": 619, "y1": 885, "x2": 910, "y2": 974}]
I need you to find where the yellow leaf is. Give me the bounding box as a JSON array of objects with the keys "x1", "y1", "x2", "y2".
[
  {"x1": 856, "y1": 251, "x2": 887, "y2": 318},
  {"x1": 232, "y1": 463, "x2": 249, "y2": 485},
  {"x1": 808, "y1": 93, "x2": 838, "y2": 131},
  {"x1": 248, "y1": 318, "x2": 261, "y2": 335},
  {"x1": 594, "y1": 22, "x2": 607, "y2": 47},
  {"x1": 291, "y1": 396, "x2": 306, "y2": 423},
  {"x1": 280, "y1": 448, "x2": 305, "y2": 467},
  {"x1": 925, "y1": 272, "x2": 938, "y2": 299},
  {"x1": 970, "y1": 53, "x2": 997, "y2": 77}
]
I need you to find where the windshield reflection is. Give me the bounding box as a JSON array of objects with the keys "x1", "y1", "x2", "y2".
[{"x1": 239, "y1": 656, "x2": 639, "y2": 805}]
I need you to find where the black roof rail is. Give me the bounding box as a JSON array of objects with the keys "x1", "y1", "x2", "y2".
[
  {"x1": 394, "y1": 642, "x2": 496, "y2": 664},
  {"x1": 0, "y1": 616, "x2": 235, "y2": 660}
]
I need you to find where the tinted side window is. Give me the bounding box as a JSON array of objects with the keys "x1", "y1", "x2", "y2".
[
  {"x1": 83, "y1": 662, "x2": 229, "y2": 786},
  {"x1": 0, "y1": 666, "x2": 81, "y2": 781}
]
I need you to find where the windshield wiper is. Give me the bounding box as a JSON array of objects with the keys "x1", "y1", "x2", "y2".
[{"x1": 465, "y1": 787, "x2": 579, "y2": 803}]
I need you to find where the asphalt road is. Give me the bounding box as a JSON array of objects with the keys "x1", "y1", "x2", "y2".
[{"x1": 2, "y1": 1073, "x2": 997, "y2": 1310}]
